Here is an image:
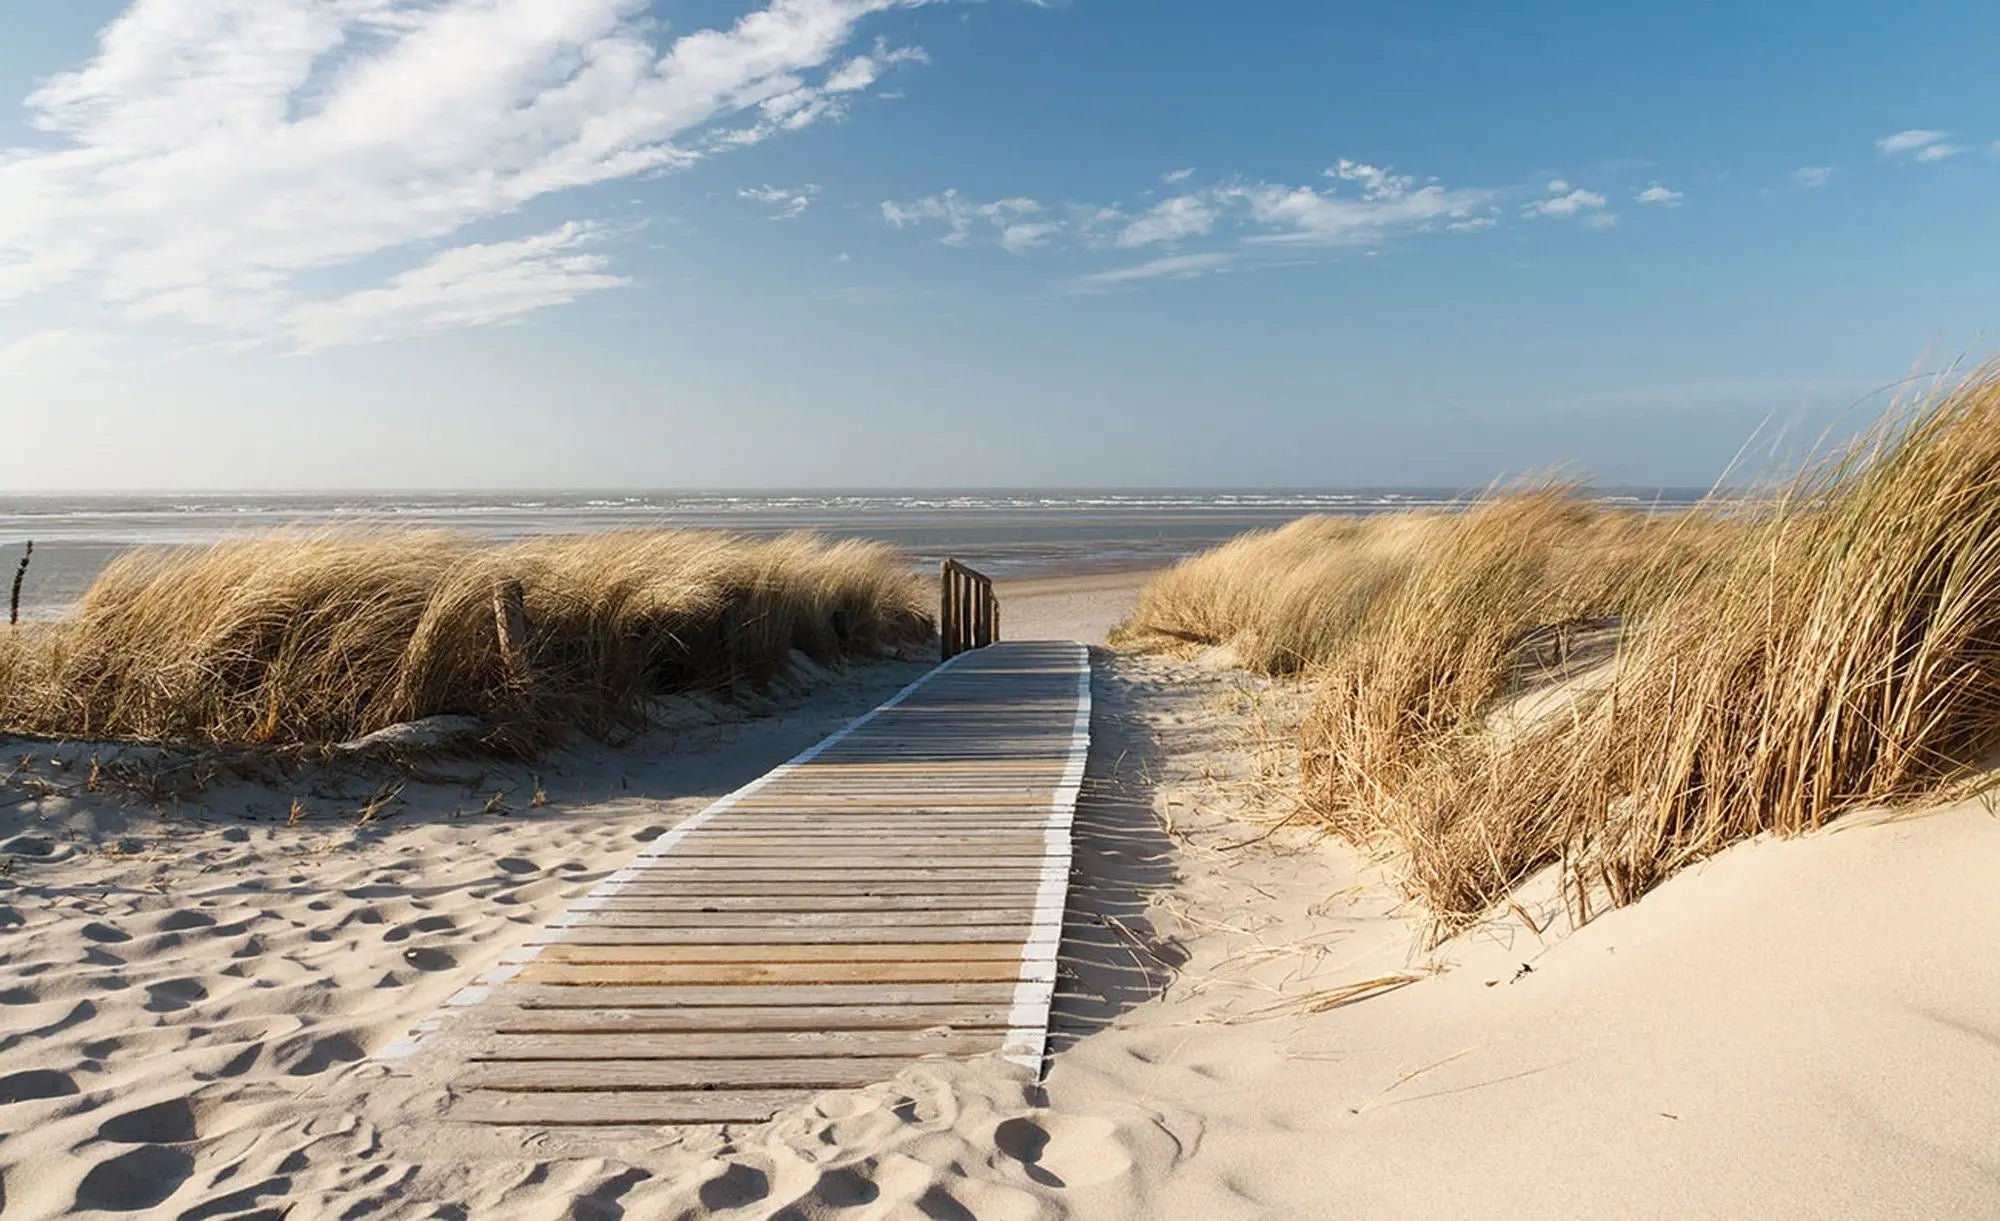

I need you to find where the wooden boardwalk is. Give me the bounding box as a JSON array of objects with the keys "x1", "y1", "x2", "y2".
[{"x1": 381, "y1": 640, "x2": 1091, "y2": 1127}]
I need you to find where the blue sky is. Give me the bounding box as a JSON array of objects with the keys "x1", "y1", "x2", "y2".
[{"x1": 1, "y1": 0, "x2": 1995, "y2": 490}]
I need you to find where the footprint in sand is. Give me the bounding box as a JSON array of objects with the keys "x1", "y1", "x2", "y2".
[
  {"x1": 698, "y1": 1163, "x2": 770, "y2": 1210},
  {"x1": 157, "y1": 910, "x2": 217, "y2": 932},
  {"x1": 143, "y1": 978, "x2": 208, "y2": 1013},
  {"x1": 400, "y1": 947, "x2": 456, "y2": 972},
  {"x1": 0, "y1": 1068, "x2": 78, "y2": 1104},
  {"x1": 281, "y1": 1033, "x2": 364, "y2": 1076},
  {"x1": 73, "y1": 1145, "x2": 193, "y2": 1212},
  {"x1": 98, "y1": 1097, "x2": 199, "y2": 1143},
  {"x1": 80, "y1": 922, "x2": 131, "y2": 944},
  {"x1": 994, "y1": 1114, "x2": 1132, "y2": 1188}
]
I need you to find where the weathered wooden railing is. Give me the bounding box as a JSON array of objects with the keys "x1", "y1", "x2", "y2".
[{"x1": 939, "y1": 558, "x2": 999, "y2": 660}]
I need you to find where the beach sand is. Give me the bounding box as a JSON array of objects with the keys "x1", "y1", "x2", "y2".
[{"x1": 2, "y1": 580, "x2": 1995, "y2": 1217}]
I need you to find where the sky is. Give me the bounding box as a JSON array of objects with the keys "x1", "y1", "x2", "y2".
[{"x1": 0, "y1": 0, "x2": 1995, "y2": 491}]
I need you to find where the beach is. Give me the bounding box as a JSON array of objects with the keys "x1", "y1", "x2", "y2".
[{"x1": 3, "y1": 558, "x2": 1994, "y2": 1217}]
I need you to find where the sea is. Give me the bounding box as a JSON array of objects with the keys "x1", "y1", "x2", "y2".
[{"x1": 0, "y1": 489, "x2": 1709, "y2": 620}]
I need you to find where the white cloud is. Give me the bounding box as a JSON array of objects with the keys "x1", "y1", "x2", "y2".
[
  {"x1": 1075, "y1": 252, "x2": 1233, "y2": 289},
  {"x1": 1161, "y1": 167, "x2": 1195, "y2": 184},
  {"x1": 1524, "y1": 185, "x2": 1608, "y2": 218},
  {"x1": 881, "y1": 191, "x2": 1048, "y2": 249},
  {"x1": 1228, "y1": 161, "x2": 1492, "y2": 245},
  {"x1": 288, "y1": 222, "x2": 629, "y2": 350},
  {"x1": 1635, "y1": 183, "x2": 1682, "y2": 206},
  {"x1": 890, "y1": 159, "x2": 1501, "y2": 258},
  {"x1": 0, "y1": 0, "x2": 932, "y2": 346},
  {"x1": 1877, "y1": 129, "x2": 1948, "y2": 155},
  {"x1": 739, "y1": 183, "x2": 821, "y2": 218},
  {"x1": 823, "y1": 39, "x2": 929, "y2": 92},
  {"x1": 1581, "y1": 212, "x2": 1618, "y2": 230},
  {"x1": 999, "y1": 221, "x2": 1061, "y2": 252},
  {"x1": 1116, "y1": 195, "x2": 1216, "y2": 247},
  {"x1": 1876, "y1": 128, "x2": 1963, "y2": 162},
  {"x1": 1793, "y1": 165, "x2": 1835, "y2": 189}
]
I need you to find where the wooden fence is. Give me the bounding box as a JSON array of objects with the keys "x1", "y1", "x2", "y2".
[{"x1": 939, "y1": 558, "x2": 999, "y2": 660}]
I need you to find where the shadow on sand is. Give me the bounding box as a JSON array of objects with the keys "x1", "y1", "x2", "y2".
[{"x1": 1046, "y1": 648, "x2": 1184, "y2": 1056}]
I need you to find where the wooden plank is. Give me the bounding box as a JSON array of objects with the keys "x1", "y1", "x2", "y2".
[
  {"x1": 572, "y1": 888, "x2": 1024, "y2": 908},
  {"x1": 555, "y1": 909, "x2": 1036, "y2": 928},
  {"x1": 532, "y1": 943, "x2": 1026, "y2": 965},
  {"x1": 620, "y1": 856, "x2": 1064, "y2": 872},
  {"x1": 532, "y1": 925, "x2": 1031, "y2": 945},
  {"x1": 596, "y1": 872, "x2": 1048, "y2": 892},
  {"x1": 475, "y1": 1029, "x2": 1004, "y2": 1060},
  {"x1": 515, "y1": 960, "x2": 1030, "y2": 987},
  {"x1": 504, "y1": 982, "x2": 1027, "y2": 1008},
  {"x1": 484, "y1": 1003, "x2": 1013, "y2": 1034}
]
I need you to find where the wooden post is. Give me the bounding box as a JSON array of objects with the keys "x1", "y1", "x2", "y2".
[
  {"x1": 960, "y1": 572, "x2": 976, "y2": 656},
  {"x1": 8, "y1": 541, "x2": 29, "y2": 628},
  {"x1": 939, "y1": 559, "x2": 954, "y2": 660},
  {"x1": 493, "y1": 579, "x2": 529, "y2": 682},
  {"x1": 939, "y1": 558, "x2": 1000, "y2": 659}
]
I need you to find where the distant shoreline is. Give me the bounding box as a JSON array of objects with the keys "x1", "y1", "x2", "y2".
[{"x1": 0, "y1": 488, "x2": 1707, "y2": 621}]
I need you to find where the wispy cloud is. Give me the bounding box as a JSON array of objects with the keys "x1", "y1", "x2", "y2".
[
  {"x1": 1160, "y1": 167, "x2": 1195, "y2": 184},
  {"x1": 1793, "y1": 165, "x2": 1835, "y2": 189},
  {"x1": 1877, "y1": 129, "x2": 1961, "y2": 161},
  {"x1": 0, "y1": 0, "x2": 933, "y2": 347},
  {"x1": 880, "y1": 191, "x2": 1053, "y2": 250},
  {"x1": 888, "y1": 160, "x2": 1499, "y2": 258},
  {"x1": 289, "y1": 223, "x2": 629, "y2": 351},
  {"x1": 1227, "y1": 160, "x2": 1492, "y2": 245},
  {"x1": 1524, "y1": 181, "x2": 1609, "y2": 219},
  {"x1": 1075, "y1": 252, "x2": 1233, "y2": 290},
  {"x1": 740, "y1": 184, "x2": 823, "y2": 219},
  {"x1": 1635, "y1": 183, "x2": 1683, "y2": 206},
  {"x1": 1116, "y1": 195, "x2": 1216, "y2": 247}
]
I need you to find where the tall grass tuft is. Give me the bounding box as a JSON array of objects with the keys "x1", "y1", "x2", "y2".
[
  {"x1": 1117, "y1": 365, "x2": 2000, "y2": 931},
  {"x1": 0, "y1": 530, "x2": 929, "y2": 753}
]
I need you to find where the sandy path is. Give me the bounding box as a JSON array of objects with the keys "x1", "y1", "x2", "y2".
[{"x1": 995, "y1": 570, "x2": 1155, "y2": 646}]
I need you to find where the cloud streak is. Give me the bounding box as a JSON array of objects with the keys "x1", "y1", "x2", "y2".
[
  {"x1": 0, "y1": 0, "x2": 930, "y2": 346},
  {"x1": 1074, "y1": 252, "x2": 1233, "y2": 290},
  {"x1": 1877, "y1": 129, "x2": 1961, "y2": 161},
  {"x1": 740, "y1": 184, "x2": 823, "y2": 218},
  {"x1": 885, "y1": 160, "x2": 1501, "y2": 258}
]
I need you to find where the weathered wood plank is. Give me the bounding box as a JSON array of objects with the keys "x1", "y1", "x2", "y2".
[
  {"x1": 531, "y1": 943, "x2": 1027, "y2": 964},
  {"x1": 532, "y1": 925, "x2": 1031, "y2": 945},
  {"x1": 553, "y1": 909, "x2": 1035, "y2": 929},
  {"x1": 483, "y1": 1003, "x2": 1013, "y2": 1034},
  {"x1": 515, "y1": 959, "x2": 1032, "y2": 987},
  {"x1": 596, "y1": 872, "x2": 1048, "y2": 892},
  {"x1": 504, "y1": 982, "x2": 1029, "y2": 1008},
  {"x1": 574, "y1": 896, "x2": 1032, "y2": 913},
  {"x1": 475, "y1": 1029, "x2": 1004, "y2": 1060}
]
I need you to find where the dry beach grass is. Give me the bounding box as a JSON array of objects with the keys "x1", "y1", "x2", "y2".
[
  {"x1": 0, "y1": 529, "x2": 930, "y2": 753},
  {"x1": 1117, "y1": 364, "x2": 2000, "y2": 930}
]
